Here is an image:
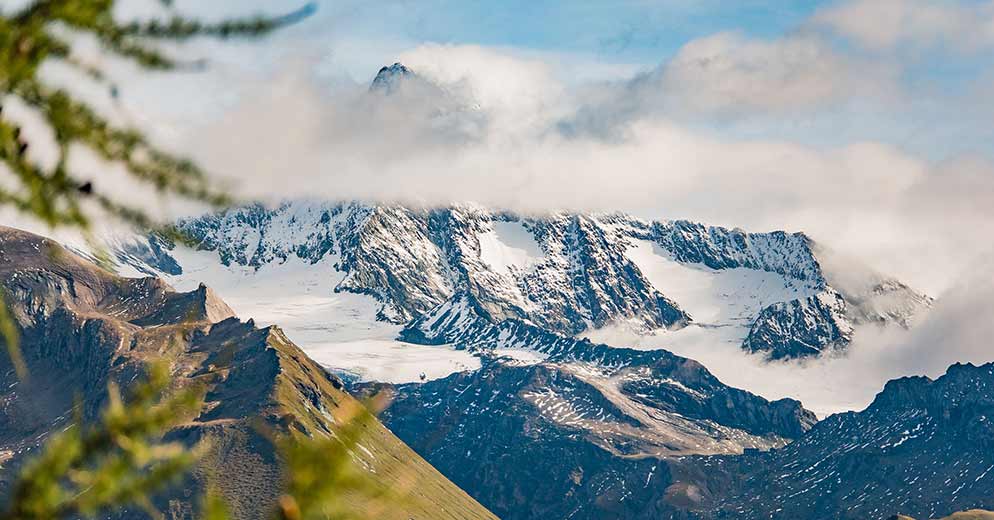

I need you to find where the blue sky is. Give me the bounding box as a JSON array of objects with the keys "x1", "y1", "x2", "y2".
[
  {"x1": 118, "y1": 0, "x2": 994, "y2": 175},
  {"x1": 313, "y1": 0, "x2": 828, "y2": 66}
]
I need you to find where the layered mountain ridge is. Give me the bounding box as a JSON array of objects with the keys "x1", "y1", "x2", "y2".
[
  {"x1": 7, "y1": 196, "x2": 986, "y2": 520},
  {"x1": 0, "y1": 56, "x2": 983, "y2": 520},
  {"x1": 678, "y1": 361, "x2": 994, "y2": 519},
  {"x1": 361, "y1": 348, "x2": 814, "y2": 519},
  {"x1": 0, "y1": 226, "x2": 496, "y2": 520},
  {"x1": 364, "y1": 354, "x2": 994, "y2": 519}
]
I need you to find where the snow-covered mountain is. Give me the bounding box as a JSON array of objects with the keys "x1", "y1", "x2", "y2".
[
  {"x1": 115, "y1": 201, "x2": 929, "y2": 362},
  {"x1": 103, "y1": 63, "x2": 935, "y2": 511},
  {"x1": 112, "y1": 62, "x2": 929, "y2": 369},
  {"x1": 105, "y1": 200, "x2": 849, "y2": 519},
  {"x1": 67, "y1": 59, "x2": 980, "y2": 520}
]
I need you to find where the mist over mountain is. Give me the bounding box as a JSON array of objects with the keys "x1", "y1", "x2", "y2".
[
  {"x1": 84, "y1": 196, "x2": 991, "y2": 518},
  {"x1": 116, "y1": 201, "x2": 929, "y2": 361},
  {"x1": 4, "y1": 4, "x2": 994, "y2": 515},
  {"x1": 7, "y1": 194, "x2": 986, "y2": 518}
]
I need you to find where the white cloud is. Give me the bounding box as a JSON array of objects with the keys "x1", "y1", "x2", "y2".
[
  {"x1": 655, "y1": 31, "x2": 894, "y2": 114},
  {"x1": 8, "y1": 14, "x2": 992, "y2": 298},
  {"x1": 594, "y1": 266, "x2": 994, "y2": 417},
  {"x1": 170, "y1": 47, "x2": 993, "y2": 296},
  {"x1": 6, "y1": 0, "x2": 990, "y2": 309},
  {"x1": 812, "y1": 0, "x2": 994, "y2": 52},
  {"x1": 555, "y1": 30, "x2": 904, "y2": 138},
  {"x1": 397, "y1": 44, "x2": 572, "y2": 138},
  {"x1": 5, "y1": 0, "x2": 994, "y2": 418}
]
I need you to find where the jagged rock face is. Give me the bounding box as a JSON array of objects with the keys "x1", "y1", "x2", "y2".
[
  {"x1": 365, "y1": 362, "x2": 674, "y2": 520},
  {"x1": 399, "y1": 293, "x2": 811, "y2": 437},
  {"x1": 0, "y1": 226, "x2": 496, "y2": 520},
  {"x1": 645, "y1": 219, "x2": 824, "y2": 283},
  {"x1": 365, "y1": 310, "x2": 816, "y2": 519},
  {"x1": 680, "y1": 362, "x2": 994, "y2": 520},
  {"x1": 336, "y1": 205, "x2": 455, "y2": 321},
  {"x1": 369, "y1": 62, "x2": 414, "y2": 93},
  {"x1": 525, "y1": 214, "x2": 688, "y2": 334},
  {"x1": 115, "y1": 233, "x2": 182, "y2": 276},
  {"x1": 150, "y1": 202, "x2": 691, "y2": 335},
  {"x1": 743, "y1": 290, "x2": 853, "y2": 360},
  {"x1": 118, "y1": 200, "x2": 930, "y2": 360}
]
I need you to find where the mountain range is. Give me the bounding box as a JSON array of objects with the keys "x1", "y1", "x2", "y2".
[
  {"x1": 1, "y1": 61, "x2": 987, "y2": 520},
  {"x1": 0, "y1": 226, "x2": 495, "y2": 520},
  {"x1": 96, "y1": 196, "x2": 979, "y2": 519},
  {"x1": 116, "y1": 201, "x2": 930, "y2": 361},
  {"x1": 2, "y1": 191, "x2": 991, "y2": 519}
]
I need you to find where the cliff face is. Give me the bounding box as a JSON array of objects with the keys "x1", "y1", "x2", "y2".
[
  {"x1": 361, "y1": 308, "x2": 816, "y2": 520},
  {"x1": 366, "y1": 355, "x2": 811, "y2": 520},
  {"x1": 0, "y1": 226, "x2": 495, "y2": 520}
]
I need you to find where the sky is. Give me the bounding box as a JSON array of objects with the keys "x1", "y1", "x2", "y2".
[{"x1": 3, "y1": 0, "x2": 994, "y2": 414}]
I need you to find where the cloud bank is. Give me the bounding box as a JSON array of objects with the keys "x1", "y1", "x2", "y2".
[
  {"x1": 594, "y1": 265, "x2": 994, "y2": 417},
  {"x1": 20, "y1": 0, "x2": 987, "y2": 297},
  {"x1": 171, "y1": 38, "x2": 991, "y2": 296},
  {"x1": 812, "y1": 0, "x2": 994, "y2": 52}
]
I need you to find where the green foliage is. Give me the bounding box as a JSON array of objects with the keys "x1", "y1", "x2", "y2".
[
  {"x1": 0, "y1": 361, "x2": 399, "y2": 520},
  {"x1": 0, "y1": 362, "x2": 205, "y2": 520},
  {"x1": 0, "y1": 0, "x2": 312, "y2": 230},
  {"x1": 199, "y1": 485, "x2": 231, "y2": 520}
]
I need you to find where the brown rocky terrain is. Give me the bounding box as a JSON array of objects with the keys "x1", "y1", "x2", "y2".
[{"x1": 0, "y1": 226, "x2": 496, "y2": 520}]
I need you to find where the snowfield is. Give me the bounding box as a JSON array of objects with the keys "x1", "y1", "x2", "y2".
[
  {"x1": 138, "y1": 246, "x2": 481, "y2": 383},
  {"x1": 477, "y1": 221, "x2": 545, "y2": 276},
  {"x1": 623, "y1": 238, "x2": 819, "y2": 324}
]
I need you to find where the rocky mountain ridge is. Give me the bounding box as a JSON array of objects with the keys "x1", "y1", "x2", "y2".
[
  {"x1": 671, "y1": 362, "x2": 994, "y2": 519},
  {"x1": 116, "y1": 200, "x2": 930, "y2": 360},
  {"x1": 362, "y1": 343, "x2": 813, "y2": 519},
  {"x1": 0, "y1": 226, "x2": 496, "y2": 520}
]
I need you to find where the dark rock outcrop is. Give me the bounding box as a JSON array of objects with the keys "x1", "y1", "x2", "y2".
[{"x1": 681, "y1": 362, "x2": 994, "y2": 519}]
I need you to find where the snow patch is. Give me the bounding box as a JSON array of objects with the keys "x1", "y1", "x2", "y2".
[
  {"x1": 477, "y1": 221, "x2": 544, "y2": 275},
  {"x1": 305, "y1": 339, "x2": 480, "y2": 383},
  {"x1": 129, "y1": 246, "x2": 479, "y2": 384},
  {"x1": 624, "y1": 239, "x2": 817, "y2": 324},
  {"x1": 583, "y1": 321, "x2": 922, "y2": 418}
]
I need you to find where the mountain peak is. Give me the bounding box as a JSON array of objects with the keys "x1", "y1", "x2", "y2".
[{"x1": 370, "y1": 62, "x2": 413, "y2": 93}]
